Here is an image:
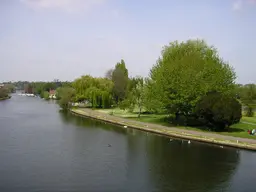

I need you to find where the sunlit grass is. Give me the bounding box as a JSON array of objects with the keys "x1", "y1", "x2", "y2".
[{"x1": 241, "y1": 116, "x2": 256, "y2": 124}]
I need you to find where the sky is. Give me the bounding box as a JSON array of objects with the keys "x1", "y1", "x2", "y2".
[{"x1": 0, "y1": 0, "x2": 256, "y2": 84}]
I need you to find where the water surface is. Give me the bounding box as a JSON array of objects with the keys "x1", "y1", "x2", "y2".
[{"x1": 0, "y1": 95, "x2": 255, "y2": 192}]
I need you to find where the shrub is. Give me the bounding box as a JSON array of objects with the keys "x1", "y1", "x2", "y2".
[
  {"x1": 195, "y1": 92, "x2": 242, "y2": 131},
  {"x1": 0, "y1": 87, "x2": 9, "y2": 98}
]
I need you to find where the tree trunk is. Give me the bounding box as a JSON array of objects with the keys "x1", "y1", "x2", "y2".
[
  {"x1": 175, "y1": 111, "x2": 179, "y2": 120},
  {"x1": 138, "y1": 106, "x2": 142, "y2": 118}
]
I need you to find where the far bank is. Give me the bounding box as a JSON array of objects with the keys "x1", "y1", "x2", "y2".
[
  {"x1": 71, "y1": 108, "x2": 256, "y2": 151},
  {"x1": 0, "y1": 96, "x2": 11, "y2": 101}
]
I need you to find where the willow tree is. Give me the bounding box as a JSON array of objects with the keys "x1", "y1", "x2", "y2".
[
  {"x1": 72, "y1": 75, "x2": 114, "y2": 108},
  {"x1": 147, "y1": 39, "x2": 236, "y2": 117}
]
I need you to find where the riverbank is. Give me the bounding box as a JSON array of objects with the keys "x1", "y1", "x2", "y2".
[
  {"x1": 0, "y1": 96, "x2": 11, "y2": 101},
  {"x1": 71, "y1": 108, "x2": 256, "y2": 151}
]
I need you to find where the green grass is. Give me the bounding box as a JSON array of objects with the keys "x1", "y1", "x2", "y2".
[
  {"x1": 96, "y1": 108, "x2": 256, "y2": 140},
  {"x1": 219, "y1": 123, "x2": 255, "y2": 139},
  {"x1": 241, "y1": 113, "x2": 256, "y2": 124}
]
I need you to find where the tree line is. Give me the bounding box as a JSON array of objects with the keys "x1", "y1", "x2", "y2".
[
  {"x1": 0, "y1": 83, "x2": 15, "y2": 99},
  {"x1": 5, "y1": 39, "x2": 256, "y2": 131}
]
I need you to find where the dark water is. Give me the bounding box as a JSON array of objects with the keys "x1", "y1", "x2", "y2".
[{"x1": 0, "y1": 95, "x2": 255, "y2": 192}]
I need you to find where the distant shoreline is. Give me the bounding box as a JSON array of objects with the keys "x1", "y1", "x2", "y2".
[
  {"x1": 0, "y1": 96, "x2": 11, "y2": 101},
  {"x1": 71, "y1": 108, "x2": 256, "y2": 151}
]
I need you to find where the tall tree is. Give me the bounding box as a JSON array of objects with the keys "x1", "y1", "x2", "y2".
[
  {"x1": 148, "y1": 39, "x2": 236, "y2": 117},
  {"x1": 112, "y1": 59, "x2": 129, "y2": 103}
]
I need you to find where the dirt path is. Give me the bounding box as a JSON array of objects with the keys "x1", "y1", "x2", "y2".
[
  {"x1": 71, "y1": 108, "x2": 256, "y2": 150},
  {"x1": 241, "y1": 121, "x2": 256, "y2": 126}
]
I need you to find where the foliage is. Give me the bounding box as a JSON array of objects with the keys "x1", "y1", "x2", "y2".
[
  {"x1": 0, "y1": 87, "x2": 9, "y2": 98},
  {"x1": 112, "y1": 59, "x2": 129, "y2": 103},
  {"x1": 148, "y1": 39, "x2": 236, "y2": 116},
  {"x1": 143, "y1": 78, "x2": 166, "y2": 113},
  {"x1": 119, "y1": 99, "x2": 131, "y2": 111},
  {"x1": 105, "y1": 69, "x2": 114, "y2": 80},
  {"x1": 43, "y1": 91, "x2": 50, "y2": 100},
  {"x1": 128, "y1": 78, "x2": 146, "y2": 117},
  {"x1": 127, "y1": 76, "x2": 143, "y2": 92},
  {"x1": 4, "y1": 84, "x2": 16, "y2": 93},
  {"x1": 72, "y1": 75, "x2": 113, "y2": 108},
  {"x1": 195, "y1": 92, "x2": 242, "y2": 131},
  {"x1": 236, "y1": 84, "x2": 256, "y2": 117},
  {"x1": 18, "y1": 81, "x2": 72, "y2": 98},
  {"x1": 57, "y1": 87, "x2": 76, "y2": 110}
]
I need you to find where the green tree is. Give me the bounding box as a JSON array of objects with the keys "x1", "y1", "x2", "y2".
[
  {"x1": 57, "y1": 87, "x2": 76, "y2": 111},
  {"x1": 43, "y1": 91, "x2": 50, "y2": 100},
  {"x1": 195, "y1": 92, "x2": 242, "y2": 130},
  {"x1": 112, "y1": 59, "x2": 129, "y2": 103},
  {"x1": 72, "y1": 75, "x2": 113, "y2": 108},
  {"x1": 43, "y1": 82, "x2": 57, "y2": 92},
  {"x1": 148, "y1": 39, "x2": 236, "y2": 117},
  {"x1": 238, "y1": 84, "x2": 256, "y2": 117},
  {"x1": 128, "y1": 78, "x2": 146, "y2": 117},
  {"x1": 105, "y1": 68, "x2": 114, "y2": 80},
  {"x1": 4, "y1": 84, "x2": 15, "y2": 93},
  {"x1": 0, "y1": 87, "x2": 9, "y2": 99}
]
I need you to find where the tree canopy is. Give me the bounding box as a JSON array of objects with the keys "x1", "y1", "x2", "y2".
[
  {"x1": 57, "y1": 87, "x2": 76, "y2": 111},
  {"x1": 112, "y1": 59, "x2": 129, "y2": 103},
  {"x1": 72, "y1": 75, "x2": 113, "y2": 108},
  {"x1": 147, "y1": 39, "x2": 236, "y2": 116}
]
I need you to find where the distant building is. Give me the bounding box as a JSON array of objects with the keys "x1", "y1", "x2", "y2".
[
  {"x1": 49, "y1": 89, "x2": 56, "y2": 99},
  {"x1": 0, "y1": 84, "x2": 4, "y2": 89}
]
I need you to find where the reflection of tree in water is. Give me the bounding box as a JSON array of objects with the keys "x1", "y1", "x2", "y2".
[
  {"x1": 146, "y1": 136, "x2": 240, "y2": 192},
  {"x1": 59, "y1": 111, "x2": 127, "y2": 135}
]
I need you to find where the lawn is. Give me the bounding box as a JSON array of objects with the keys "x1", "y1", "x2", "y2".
[
  {"x1": 95, "y1": 108, "x2": 256, "y2": 139},
  {"x1": 241, "y1": 115, "x2": 256, "y2": 124}
]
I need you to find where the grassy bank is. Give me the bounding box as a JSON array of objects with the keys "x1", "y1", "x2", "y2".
[
  {"x1": 242, "y1": 115, "x2": 256, "y2": 124},
  {"x1": 96, "y1": 108, "x2": 256, "y2": 140},
  {"x1": 0, "y1": 96, "x2": 11, "y2": 101}
]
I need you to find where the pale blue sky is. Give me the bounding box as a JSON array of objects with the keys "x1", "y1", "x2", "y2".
[{"x1": 0, "y1": 0, "x2": 256, "y2": 84}]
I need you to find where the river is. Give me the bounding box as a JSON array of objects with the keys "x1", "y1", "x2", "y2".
[{"x1": 0, "y1": 94, "x2": 255, "y2": 192}]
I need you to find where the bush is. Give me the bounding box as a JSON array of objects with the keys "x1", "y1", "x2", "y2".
[
  {"x1": 195, "y1": 92, "x2": 242, "y2": 131},
  {"x1": 0, "y1": 87, "x2": 9, "y2": 98}
]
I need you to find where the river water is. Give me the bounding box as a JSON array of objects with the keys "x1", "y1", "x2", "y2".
[{"x1": 0, "y1": 94, "x2": 255, "y2": 192}]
